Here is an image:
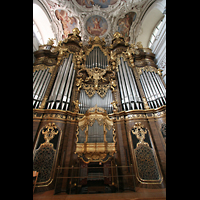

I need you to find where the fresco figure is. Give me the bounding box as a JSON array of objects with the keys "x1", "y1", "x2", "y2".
[
  {"x1": 117, "y1": 12, "x2": 136, "y2": 41},
  {"x1": 55, "y1": 9, "x2": 78, "y2": 39},
  {"x1": 93, "y1": 18, "x2": 101, "y2": 29},
  {"x1": 86, "y1": 15, "x2": 108, "y2": 36}
]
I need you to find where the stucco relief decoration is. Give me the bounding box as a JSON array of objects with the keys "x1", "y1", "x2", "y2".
[
  {"x1": 86, "y1": 15, "x2": 108, "y2": 36},
  {"x1": 76, "y1": 0, "x2": 118, "y2": 8},
  {"x1": 117, "y1": 12, "x2": 136, "y2": 42},
  {"x1": 55, "y1": 9, "x2": 78, "y2": 39}
]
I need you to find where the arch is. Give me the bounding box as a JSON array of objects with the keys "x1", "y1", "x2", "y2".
[
  {"x1": 135, "y1": 1, "x2": 165, "y2": 47},
  {"x1": 33, "y1": 2, "x2": 55, "y2": 45}
]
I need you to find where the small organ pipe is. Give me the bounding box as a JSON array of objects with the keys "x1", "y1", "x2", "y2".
[
  {"x1": 98, "y1": 48, "x2": 101, "y2": 67},
  {"x1": 101, "y1": 51, "x2": 103, "y2": 68},
  {"x1": 93, "y1": 49, "x2": 95, "y2": 67}
]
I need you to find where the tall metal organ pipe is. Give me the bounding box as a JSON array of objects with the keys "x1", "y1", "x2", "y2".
[
  {"x1": 117, "y1": 57, "x2": 142, "y2": 111},
  {"x1": 139, "y1": 69, "x2": 166, "y2": 109},
  {"x1": 46, "y1": 54, "x2": 75, "y2": 110},
  {"x1": 33, "y1": 68, "x2": 51, "y2": 108}
]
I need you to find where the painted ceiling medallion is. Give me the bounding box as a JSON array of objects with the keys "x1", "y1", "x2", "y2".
[
  {"x1": 86, "y1": 15, "x2": 108, "y2": 36},
  {"x1": 76, "y1": 0, "x2": 118, "y2": 8}
]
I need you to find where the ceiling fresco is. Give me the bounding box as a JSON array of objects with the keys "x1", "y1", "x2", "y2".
[
  {"x1": 86, "y1": 15, "x2": 108, "y2": 36},
  {"x1": 76, "y1": 0, "x2": 118, "y2": 8},
  {"x1": 117, "y1": 12, "x2": 136, "y2": 42},
  {"x1": 55, "y1": 9, "x2": 78, "y2": 39},
  {"x1": 44, "y1": 0, "x2": 152, "y2": 44}
]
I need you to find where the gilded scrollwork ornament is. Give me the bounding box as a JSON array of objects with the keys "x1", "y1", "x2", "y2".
[
  {"x1": 110, "y1": 78, "x2": 117, "y2": 92},
  {"x1": 42, "y1": 123, "x2": 58, "y2": 144},
  {"x1": 75, "y1": 49, "x2": 86, "y2": 69},
  {"x1": 111, "y1": 100, "x2": 118, "y2": 113},
  {"x1": 132, "y1": 122, "x2": 149, "y2": 148}
]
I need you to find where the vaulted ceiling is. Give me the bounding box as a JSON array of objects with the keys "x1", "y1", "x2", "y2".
[{"x1": 33, "y1": 0, "x2": 165, "y2": 47}]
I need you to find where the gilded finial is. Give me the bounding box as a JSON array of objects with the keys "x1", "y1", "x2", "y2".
[
  {"x1": 47, "y1": 38, "x2": 55, "y2": 46},
  {"x1": 72, "y1": 28, "x2": 80, "y2": 36},
  {"x1": 113, "y1": 32, "x2": 122, "y2": 39},
  {"x1": 136, "y1": 41, "x2": 143, "y2": 48}
]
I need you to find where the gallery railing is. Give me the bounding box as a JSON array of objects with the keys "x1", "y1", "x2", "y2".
[{"x1": 54, "y1": 165, "x2": 136, "y2": 194}]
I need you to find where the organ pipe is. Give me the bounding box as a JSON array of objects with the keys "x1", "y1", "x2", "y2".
[
  {"x1": 117, "y1": 70, "x2": 126, "y2": 111},
  {"x1": 120, "y1": 58, "x2": 134, "y2": 110},
  {"x1": 139, "y1": 69, "x2": 166, "y2": 109},
  {"x1": 65, "y1": 64, "x2": 75, "y2": 110},
  {"x1": 47, "y1": 58, "x2": 67, "y2": 109},
  {"x1": 86, "y1": 47, "x2": 107, "y2": 69},
  {"x1": 46, "y1": 54, "x2": 75, "y2": 110},
  {"x1": 33, "y1": 68, "x2": 51, "y2": 109},
  {"x1": 118, "y1": 63, "x2": 129, "y2": 110},
  {"x1": 155, "y1": 73, "x2": 166, "y2": 96},
  {"x1": 56, "y1": 54, "x2": 73, "y2": 109},
  {"x1": 147, "y1": 71, "x2": 164, "y2": 106},
  {"x1": 117, "y1": 57, "x2": 142, "y2": 111},
  {"x1": 37, "y1": 73, "x2": 51, "y2": 108},
  {"x1": 33, "y1": 43, "x2": 165, "y2": 113},
  {"x1": 144, "y1": 70, "x2": 161, "y2": 107},
  {"x1": 79, "y1": 89, "x2": 113, "y2": 114}
]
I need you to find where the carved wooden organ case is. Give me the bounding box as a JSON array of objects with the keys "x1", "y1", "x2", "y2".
[{"x1": 33, "y1": 29, "x2": 166, "y2": 190}]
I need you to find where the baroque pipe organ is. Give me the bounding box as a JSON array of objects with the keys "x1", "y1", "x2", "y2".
[{"x1": 33, "y1": 29, "x2": 166, "y2": 193}]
